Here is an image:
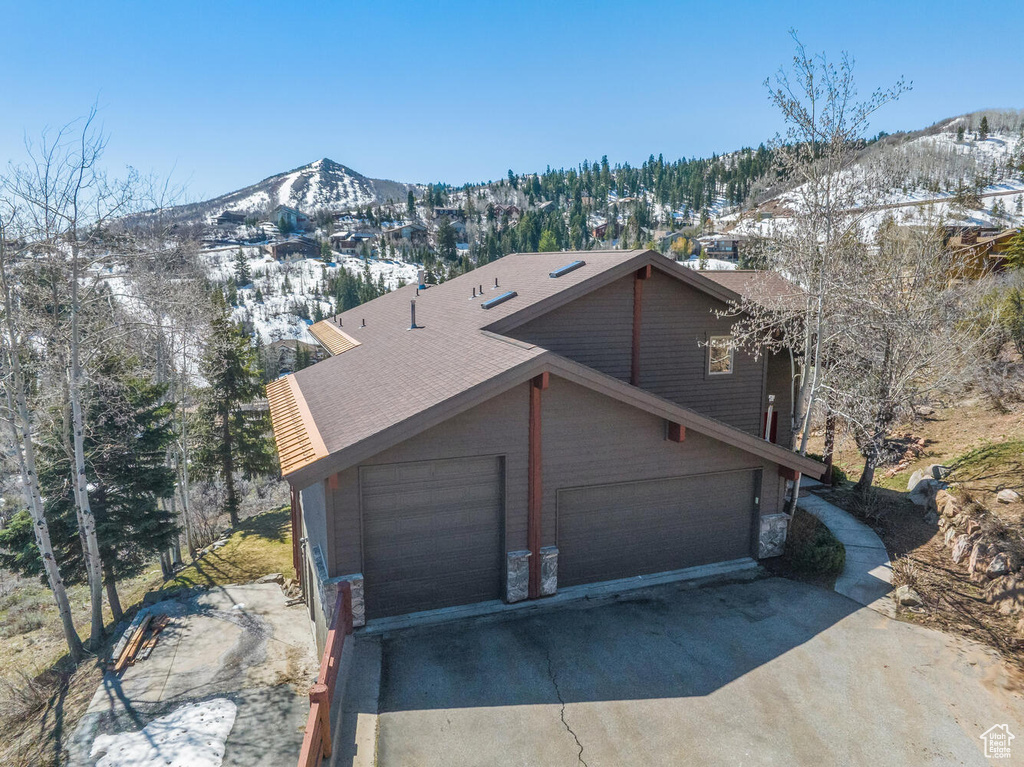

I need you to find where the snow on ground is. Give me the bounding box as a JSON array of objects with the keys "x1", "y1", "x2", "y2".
[
  {"x1": 680, "y1": 257, "x2": 737, "y2": 271},
  {"x1": 729, "y1": 130, "x2": 1024, "y2": 238},
  {"x1": 90, "y1": 698, "x2": 237, "y2": 767},
  {"x1": 201, "y1": 245, "x2": 420, "y2": 344}
]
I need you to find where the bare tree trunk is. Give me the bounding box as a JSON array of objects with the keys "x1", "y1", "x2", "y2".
[
  {"x1": 0, "y1": 235, "x2": 83, "y2": 661},
  {"x1": 102, "y1": 559, "x2": 123, "y2": 625},
  {"x1": 822, "y1": 407, "x2": 837, "y2": 486},
  {"x1": 69, "y1": 242, "x2": 107, "y2": 648}
]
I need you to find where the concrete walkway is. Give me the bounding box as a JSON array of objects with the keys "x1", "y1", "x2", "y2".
[{"x1": 799, "y1": 484, "x2": 894, "y2": 616}]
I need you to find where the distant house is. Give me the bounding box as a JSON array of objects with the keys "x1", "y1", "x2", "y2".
[
  {"x1": 216, "y1": 210, "x2": 246, "y2": 227},
  {"x1": 433, "y1": 206, "x2": 463, "y2": 219},
  {"x1": 449, "y1": 219, "x2": 467, "y2": 236},
  {"x1": 268, "y1": 339, "x2": 326, "y2": 375},
  {"x1": 697, "y1": 234, "x2": 746, "y2": 262},
  {"x1": 535, "y1": 200, "x2": 556, "y2": 213},
  {"x1": 661, "y1": 230, "x2": 691, "y2": 254},
  {"x1": 947, "y1": 227, "x2": 1018, "y2": 279},
  {"x1": 269, "y1": 205, "x2": 310, "y2": 232},
  {"x1": 271, "y1": 236, "x2": 319, "y2": 261},
  {"x1": 384, "y1": 222, "x2": 428, "y2": 243},
  {"x1": 592, "y1": 221, "x2": 622, "y2": 240},
  {"x1": 329, "y1": 231, "x2": 374, "y2": 254}
]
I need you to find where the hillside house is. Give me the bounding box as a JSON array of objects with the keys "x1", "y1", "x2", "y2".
[
  {"x1": 268, "y1": 339, "x2": 326, "y2": 375},
  {"x1": 266, "y1": 249, "x2": 820, "y2": 642},
  {"x1": 270, "y1": 236, "x2": 318, "y2": 261},
  {"x1": 945, "y1": 226, "x2": 1017, "y2": 278},
  {"x1": 216, "y1": 210, "x2": 246, "y2": 227},
  {"x1": 698, "y1": 234, "x2": 746, "y2": 262},
  {"x1": 433, "y1": 206, "x2": 464, "y2": 219},
  {"x1": 269, "y1": 205, "x2": 310, "y2": 232},
  {"x1": 329, "y1": 231, "x2": 374, "y2": 254},
  {"x1": 384, "y1": 222, "x2": 428, "y2": 244},
  {"x1": 592, "y1": 221, "x2": 622, "y2": 239}
]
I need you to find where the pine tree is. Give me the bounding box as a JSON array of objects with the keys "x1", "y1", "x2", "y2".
[
  {"x1": 195, "y1": 292, "x2": 276, "y2": 526},
  {"x1": 956, "y1": 124, "x2": 965, "y2": 142},
  {"x1": 320, "y1": 239, "x2": 332, "y2": 264},
  {"x1": 0, "y1": 356, "x2": 176, "y2": 623},
  {"x1": 407, "y1": 190, "x2": 416, "y2": 219},
  {"x1": 1004, "y1": 228, "x2": 1024, "y2": 270},
  {"x1": 437, "y1": 217, "x2": 457, "y2": 262},
  {"x1": 979, "y1": 116, "x2": 990, "y2": 140},
  {"x1": 538, "y1": 230, "x2": 558, "y2": 252},
  {"x1": 234, "y1": 248, "x2": 252, "y2": 286}
]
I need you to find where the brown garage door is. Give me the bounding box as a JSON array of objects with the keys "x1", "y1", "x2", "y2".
[
  {"x1": 360, "y1": 456, "x2": 504, "y2": 619},
  {"x1": 557, "y1": 469, "x2": 758, "y2": 587}
]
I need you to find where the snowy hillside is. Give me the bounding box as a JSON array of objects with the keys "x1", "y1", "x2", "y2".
[
  {"x1": 201, "y1": 246, "x2": 419, "y2": 344},
  {"x1": 726, "y1": 113, "x2": 1024, "y2": 237}
]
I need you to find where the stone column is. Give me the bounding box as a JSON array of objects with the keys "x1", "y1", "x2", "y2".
[
  {"x1": 540, "y1": 546, "x2": 559, "y2": 596},
  {"x1": 758, "y1": 513, "x2": 790, "y2": 558},
  {"x1": 506, "y1": 550, "x2": 531, "y2": 603}
]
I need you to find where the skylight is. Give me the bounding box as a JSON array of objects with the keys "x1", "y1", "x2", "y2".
[
  {"x1": 549, "y1": 260, "x2": 586, "y2": 278},
  {"x1": 481, "y1": 290, "x2": 518, "y2": 310}
]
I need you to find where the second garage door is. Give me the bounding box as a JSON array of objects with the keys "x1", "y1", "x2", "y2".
[
  {"x1": 557, "y1": 469, "x2": 758, "y2": 587},
  {"x1": 360, "y1": 455, "x2": 504, "y2": 619}
]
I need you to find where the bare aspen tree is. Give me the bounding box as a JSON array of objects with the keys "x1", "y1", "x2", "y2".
[
  {"x1": 6, "y1": 109, "x2": 138, "y2": 646},
  {"x1": 0, "y1": 210, "x2": 84, "y2": 661},
  {"x1": 726, "y1": 34, "x2": 908, "y2": 510}
]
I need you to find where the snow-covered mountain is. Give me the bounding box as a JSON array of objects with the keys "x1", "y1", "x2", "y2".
[{"x1": 164, "y1": 158, "x2": 421, "y2": 224}]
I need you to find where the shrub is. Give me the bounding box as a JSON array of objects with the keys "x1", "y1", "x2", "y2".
[
  {"x1": 783, "y1": 509, "x2": 846, "y2": 577},
  {"x1": 891, "y1": 555, "x2": 921, "y2": 591}
]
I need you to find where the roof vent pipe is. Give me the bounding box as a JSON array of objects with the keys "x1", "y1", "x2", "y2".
[
  {"x1": 479, "y1": 284, "x2": 484, "y2": 294},
  {"x1": 417, "y1": 269, "x2": 426, "y2": 290},
  {"x1": 409, "y1": 300, "x2": 419, "y2": 330},
  {"x1": 361, "y1": 318, "x2": 366, "y2": 328},
  {"x1": 472, "y1": 287, "x2": 477, "y2": 298},
  {"x1": 494, "y1": 277, "x2": 499, "y2": 289}
]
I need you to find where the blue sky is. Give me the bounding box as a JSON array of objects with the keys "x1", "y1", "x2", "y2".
[{"x1": 2, "y1": 1, "x2": 1021, "y2": 201}]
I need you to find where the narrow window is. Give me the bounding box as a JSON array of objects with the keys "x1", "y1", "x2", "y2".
[{"x1": 708, "y1": 336, "x2": 734, "y2": 375}]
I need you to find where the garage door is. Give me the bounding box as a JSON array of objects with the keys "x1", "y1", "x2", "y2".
[
  {"x1": 557, "y1": 469, "x2": 758, "y2": 587},
  {"x1": 360, "y1": 456, "x2": 504, "y2": 619}
]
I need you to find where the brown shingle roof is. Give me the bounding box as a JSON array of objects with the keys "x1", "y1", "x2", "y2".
[
  {"x1": 267, "y1": 250, "x2": 821, "y2": 482},
  {"x1": 700, "y1": 269, "x2": 804, "y2": 310}
]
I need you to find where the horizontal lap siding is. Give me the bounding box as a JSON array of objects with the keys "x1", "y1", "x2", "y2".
[
  {"x1": 541, "y1": 376, "x2": 764, "y2": 546},
  {"x1": 509, "y1": 278, "x2": 634, "y2": 382},
  {"x1": 640, "y1": 270, "x2": 764, "y2": 435}
]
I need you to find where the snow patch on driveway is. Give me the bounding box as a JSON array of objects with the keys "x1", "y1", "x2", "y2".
[{"x1": 90, "y1": 698, "x2": 237, "y2": 767}]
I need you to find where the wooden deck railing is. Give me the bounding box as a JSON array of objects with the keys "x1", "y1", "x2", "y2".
[{"x1": 297, "y1": 581, "x2": 353, "y2": 767}]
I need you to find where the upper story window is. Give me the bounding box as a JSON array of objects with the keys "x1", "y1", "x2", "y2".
[{"x1": 708, "y1": 336, "x2": 734, "y2": 375}]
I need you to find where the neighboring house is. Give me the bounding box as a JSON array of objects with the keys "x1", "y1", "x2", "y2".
[
  {"x1": 268, "y1": 205, "x2": 310, "y2": 232},
  {"x1": 433, "y1": 206, "x2": 463, "y2": 219},
  {"x1": 270, "y1": 236, "x2": 318, "y2": 261},
  {"x1": 660, "y1": 230, "x2": 691, "y2": 254},
  {"x1": 215, "y1": 210, "x2": 246, "y2": 227},
  {"x1": 947, "y1": 227, "x2": 1017, "y2": 279},
  {"x1": 592, "y1": 221, "x2": 622, "y2": 239},
  {"x1": 383, "y1": 222, "x2": 428, "y2": 243},
  {"x1": 698, "y1": 234, "x2": 746, "y2": 262},
  {"x1": 266, "y1": 249, "x2": 822, "y2": 645},
  {"x1": 268, "y1": 339, "x2": 326, "y2": 375},
  {"x1": 329, "y1": 231, "x2": 374, "y2": 254}
]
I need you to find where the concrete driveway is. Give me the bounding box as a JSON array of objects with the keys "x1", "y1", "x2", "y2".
[
  {"x1": 344, "y1": 577, "x2": 1024, "y2": 767},
  {"x1": 69, "y1": 583, "x2": 319, "y2": 767}
]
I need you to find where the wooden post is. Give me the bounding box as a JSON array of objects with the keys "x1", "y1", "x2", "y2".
[
  {"x1": 290, "y1": 486, "x2": 302, "y2": 589},
  {"x1": 631, "y1": 265, "x2": 651, "y2": 386},
  {"x1": 528, "y1": 373, "x2": 548, "y2": 599},
  {"x1": 309, "y1": 683, "x2": 332, "y2": 758}
]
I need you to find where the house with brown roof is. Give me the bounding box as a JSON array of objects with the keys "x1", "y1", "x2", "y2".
[{"x1": 266, "y1": 249, "x2": 821, "y2": 642}]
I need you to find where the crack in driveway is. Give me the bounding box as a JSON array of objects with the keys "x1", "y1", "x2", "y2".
[{"x1": 543, "y1": 645, "x2": 588, "y2": 767}]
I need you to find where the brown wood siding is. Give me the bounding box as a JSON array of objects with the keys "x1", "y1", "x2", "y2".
[
  {"x1": 557, "y1": 469, "x2": 758, "y2": 586},
  {"x1": 509, "y1": 269, "x2": 765, "y2": 435},
  {"x1": 327, "y1": 385, "x2": 530, "y2": 575},
  {"x1": 509, "y1": 278, "x2": 634, "y2": 382},
  {"x1": 765, "y1": 350, "x2": 795, "y2": 448},
  {"x1": 360, "y1": 456, "x2": 504, "y2": 618},
  {"x1": 541, "y1": 376, "x2": 768, "y2": 545},
  {"x1": 638, "y1": 270, "x2": 763, "y2": 434}
]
